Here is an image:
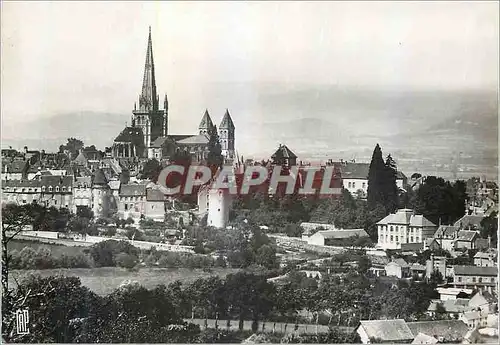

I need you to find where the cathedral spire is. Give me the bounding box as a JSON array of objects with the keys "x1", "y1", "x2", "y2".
[{"x1": 138, "y1": 26, "x2": 158, "y2": 111}]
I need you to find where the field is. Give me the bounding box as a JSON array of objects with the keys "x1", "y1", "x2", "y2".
[{"x1": 9, "y1": 267, "x2": 240, "y2": 296}]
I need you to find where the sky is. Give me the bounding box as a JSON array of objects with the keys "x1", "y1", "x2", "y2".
[{"x1": 1, "y1": 1, "x2": 498, "y2": 130}]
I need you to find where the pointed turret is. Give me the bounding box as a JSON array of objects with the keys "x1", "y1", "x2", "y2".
[
  {"x1": 138, "y1": 26, "x2": 158, "y2": 111},
  {"x1": 218, "y1": 109, "x2": 235, "y2": 160},
  {"x1": 219, "y1": 108, "x2": 235, "y2": 129},
  {"x1": 199, "y1": 109, "x2": 214, "y2": 134}
]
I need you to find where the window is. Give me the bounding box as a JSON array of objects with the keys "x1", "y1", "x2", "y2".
[
  {"x1": 390, "y1": 226, "x2": 394, "y2": 231},
  {"x1": 362, "y1": 182, "x2": 366, "y2": 188},
  {"x1": 55, "y1": 186, "x2": 60, "y2": 192},
  {"x1": 62, "y1": 187, "x2": 66, "y2": 192},
  {"x1": 125, "y1": 204, "x2": 128, "y2": 211},
  {"x1": 410, "y1": 237, "x2": 414, "y2": 242},
  {"x1": 478, "y1": 277, "x2": 482, "y2": 283},
  {"x1": 492, "y1": 278, "x2": 495, "y2": 283},
  {"x1": 390, "y1": 235, "x2": 394, "y2": 241},
  {"x1": 472, "y1": 277, "x2": 476, "y2": 283},
  {"x1": 49, "y1": 186, "x2": 53, "y2": 192},
  {"x1": 396, "y1": 236, "x2": 399, "y2": 243},
  {"x1": 458, "y1": 277, "x2": 462, "y2": 282},
  {"x1": 54, "y1": 200, "x2": 57, "y2": 205},
  {"x1": 352, "y1": 182, "x2": 356, "y2": 188}
]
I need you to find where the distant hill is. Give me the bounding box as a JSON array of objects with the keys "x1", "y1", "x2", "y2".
[
  {"x1": 2, "y1": 87, "x2": 497, "y2": 179},
  {"x1": 2, "y1": 111, "x2": 128, "y2": 151}
]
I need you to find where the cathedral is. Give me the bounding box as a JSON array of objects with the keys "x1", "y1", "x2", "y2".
[{"x1": 112, "y1": 27, "x2": 235, "y2": 163}]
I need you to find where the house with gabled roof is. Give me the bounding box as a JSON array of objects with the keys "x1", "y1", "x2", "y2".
[
  {"x1": 473, "y1": 250, "x2": 496, "y2": 267},
  {"x1": 304, "y1": 228, "x2": 369, "y2": 246},
  {"x1": 385, "y1": 258, "x2": 411, "y2": 278},
  {"x1": 355, "y1": 319, "x2": 414, "y2": 344},
  {"x1": 271, "y1": 144, "x2": 297, "y2": 167},
  {"x1": 406, "y1": 320, "x2": 470, "y2": 343},
  {"x1": 376, "y1": 209, "x2": 437, "y2": 250},
  {"x1": 454, "y1": 215, "x2": 485, "y2": 231},
  {"x1": 332, "y1": 161, "x2": 407, "y2": 199},
  {"x1": 452, "y1": 265, "x2": 498, "y2": 294}
]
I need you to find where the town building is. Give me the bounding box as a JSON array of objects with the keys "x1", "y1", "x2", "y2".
[
  {"x1": 376, "y1": 209, "x2": 437, "y2": 250},
  {"x1": 303, "y1": 228, "x2": 369, "y2": 246},
  {"x1": 406, "y1": 320, "x2": 469, "y2": 343},
  {"x1": 460, "y1": 311, "x2": 488, "y2": 330},
  {"x1": 271, "y1": 144, "x2": 297, "y2": 167},
  {"x1": 332, "y1": 161, "x2": 408, "y2": 199},
  {"x1": 426, "y1": 299, "x2": 471, "y2": 319},
  {"x1": 473, "y1": 251, "x2": 496, "y2": 267},
  {"x1": 452, "y1": 265, "x2": 498, "y2": 294},
  {"x1": 2, "y1": 175, "x2": 73, "y2": 209},
  {"x1": 385, "y1": 258, "x2": 411, "y2": 279},
  {"x1": 72, "y1": 176, "x2": 92, "y2": 213},
  {"x1": 356, "y1": 319, "x2": 414, "y2": 344},
  {"x1": 425, "y1": 255, "x2": 448, "y2": 279}
]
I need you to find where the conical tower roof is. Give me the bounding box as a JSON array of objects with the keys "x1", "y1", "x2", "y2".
[
  {"x1": 199, "y1": 109, "x2": 214, "y2": 130},
  {"x1": 219, "y1": 109, "x2": 235, "y2": 129},
  {"x1": 92, "y1": 168, "x2": 108, "y2": 186},
  {"x1": 138, "y1": 26, "x2": 158, "y2": 111}
]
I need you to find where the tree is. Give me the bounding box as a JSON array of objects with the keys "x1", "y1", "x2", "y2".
[
  {"x1": 58, "y1": 138, "x2": 84, "y2": 160},
  {"x1": 1, "y1": 204, "x2": 33, "y2": 306},
  {"x1": 480, "y1": 211, "x2": 498, "y2": 246},
  {"x1": 384, "y1": 155, "x2": 399, "y2": 214},
  {"x1": 207, "y1": 124, "x2": 223, "y2": 172},
  {"x1": 409, "y1": 176, "x2": 467, "y2": 225},
  {"x1": 224, "y1": 272, "x2": 276, "y2": 330},
  {"x1": 3, "y1": 276, "x2": 101, "y2": 343},
  {"x1": 141, "y1": 159, "x2": 162, "y2": 182},
  {"x1": 255, "y1": 244, "x2": 278, "y2": 269},
  {"x1": 367, "y1": 144, "x2": 387, "y2": 211}
]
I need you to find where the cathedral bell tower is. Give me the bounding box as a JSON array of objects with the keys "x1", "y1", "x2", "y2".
[
  {"x1": 219, "y1": 109, "x2": 235, "y2": 159},
  {"x1": 132, "y1": 27, "x2": 168, "y2": 157}
]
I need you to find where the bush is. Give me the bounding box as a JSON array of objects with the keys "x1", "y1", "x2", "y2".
[
  {"x1": 90, "y1": 240, "x2": 140, "y2": 267},
  {"x1": 115, "y1": 253, "x2": 139, "y2": 269}
]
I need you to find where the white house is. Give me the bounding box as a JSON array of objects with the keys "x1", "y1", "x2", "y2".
[
  {"x1": 304, "y1": 228, "x2": 369, "y2": 246},
  {"x1": 460, "y1": 311, "x2": 488, "y2": 330},
  {"x1": 376, "y1": 209, "x2": 437, "y2": 250}
]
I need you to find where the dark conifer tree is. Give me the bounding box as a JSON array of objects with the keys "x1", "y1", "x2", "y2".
[
  {"x1": 367, "y1": 144, "x2": 386, "y2": 211},
  {"x1": 207, "y1": 124, "x2": 223, "y2": 172},
  {"x1": 384, "y1": 154, "x2": 399, "y2": 214}
]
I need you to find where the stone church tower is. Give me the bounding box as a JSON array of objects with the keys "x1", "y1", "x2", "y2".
[
  {"x1": 198, "y1": 109, "x2": 214, "y2": 135},
  {"x1": 131, "y1": 27, "x2": 168, "y2": 154},
  {"x1": 219, "y1": 109, "x2": 235, "y2": 159}
]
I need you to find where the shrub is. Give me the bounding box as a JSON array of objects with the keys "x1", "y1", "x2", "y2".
[{"x1": 115, "y1": 253, "x2": 138, "y2": 269}]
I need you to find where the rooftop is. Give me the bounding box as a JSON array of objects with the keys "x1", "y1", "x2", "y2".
[
  {"x1": 406, "y1": 320, "x2": 469, "y2": 343},
  {"x1": 358, "y1": 319, "x2": 414, "y2": 342},
  {"x1": 453, "y1": 265, "x2": 498, "y2": 276}
]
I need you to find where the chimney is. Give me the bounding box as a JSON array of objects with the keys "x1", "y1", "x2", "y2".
[{"x1": 24, "y1": 146, "x2": 28, "y2": 154}]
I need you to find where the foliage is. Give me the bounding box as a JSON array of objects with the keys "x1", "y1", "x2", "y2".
[
  {"x1": 367, "y1": 144, "x2": 399, "y2": 215},
  {"x1": 407, "y1": 176, "x2": 467, "y2": 225},
  {"x1": 9, "y1": 246, "x2": 93, "y2": 269},
  {"x1": 480, "y1": 211, "x2": 498, "y2": 246},
  {"x1": 89, "y1": 240, "x2": 140, "y2": 267},
  {"x1": 141, "y1": 158, "x2": 162, "y2": 182},
  {"x1": 58, "y1": 137, "x2": 84, "y2": 160},
  {"x1": 3, "y1": 275, "x2": 101, "y2": 343},
  {"x1": 207, "y1": 124, "x2": 223, "y2": 170}
]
